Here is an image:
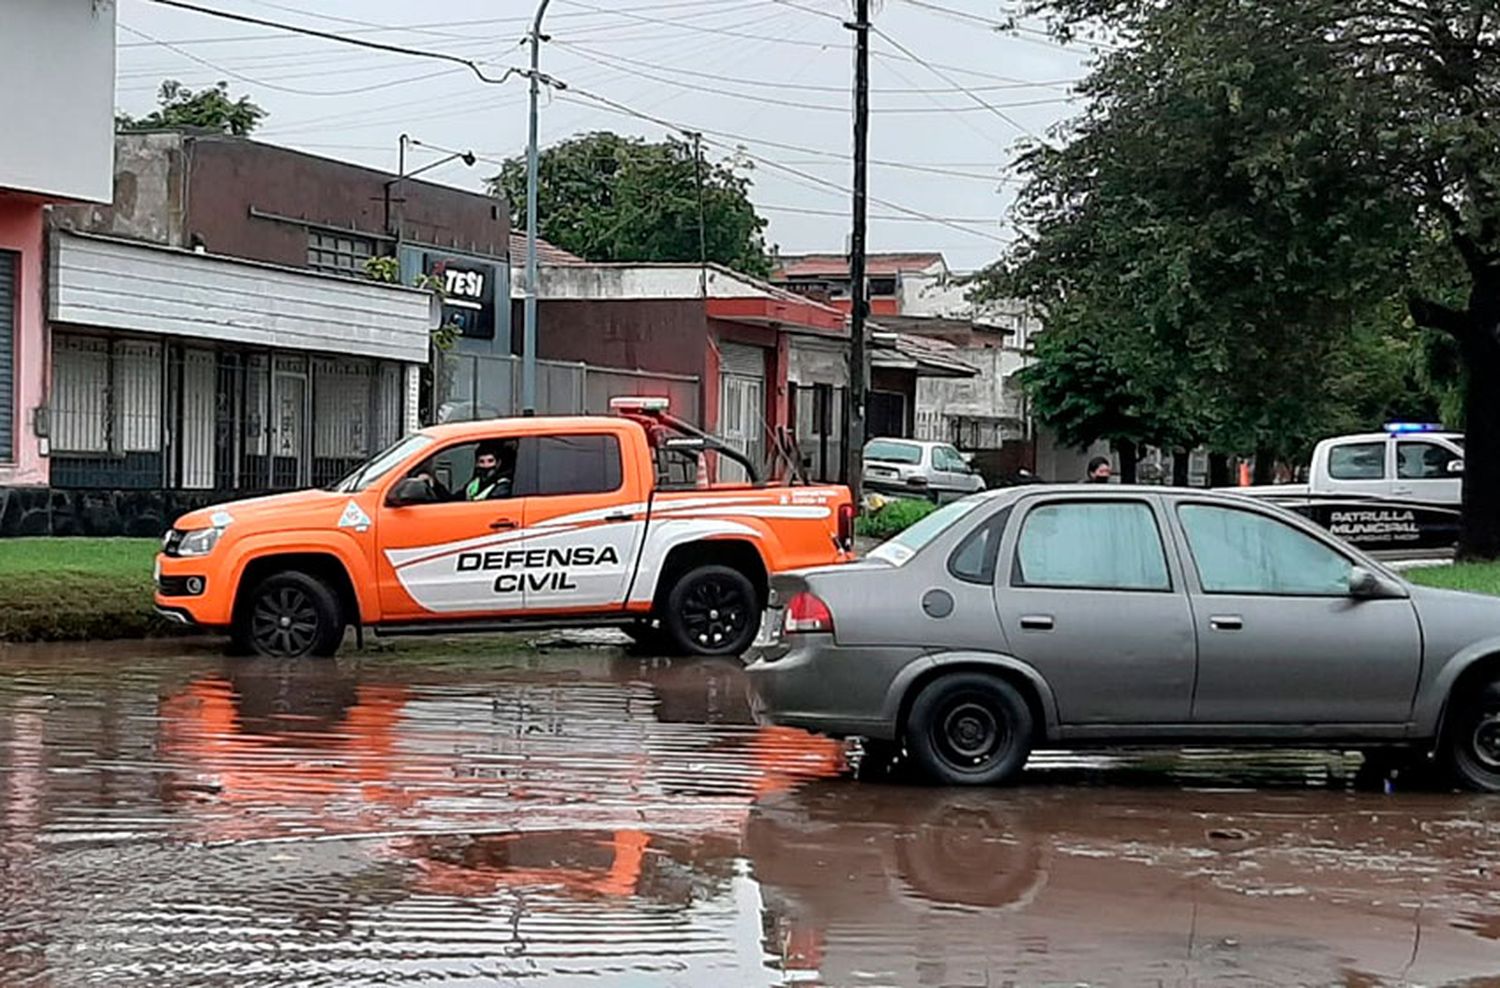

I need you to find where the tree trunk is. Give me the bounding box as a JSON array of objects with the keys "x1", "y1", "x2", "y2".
[
  {"x1": 1116, "y1": 440, "x2": 1139, "y2": 484},
  {"x1": 1208, "y1": 453, "x2": 1231, "y2": 488},
  {"x1": 1172, "y1": 449, "x2": 1191, "y2": 487},
  {"x1": 1458, "y1": 313, "x2": 1500, "y2": 559},
  {"x1": 1252, "y1": 446, "x2": 1275, "y2": 485}
]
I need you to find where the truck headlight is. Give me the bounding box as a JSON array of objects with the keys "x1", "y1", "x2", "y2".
[{"x1": 175, "y1": 527, "x2": 222, "y2": 557}]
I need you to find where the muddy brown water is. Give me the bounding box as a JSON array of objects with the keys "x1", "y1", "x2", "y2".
[{"x1": 2, "y1": 641, "x2": 1499, "y2": 987}]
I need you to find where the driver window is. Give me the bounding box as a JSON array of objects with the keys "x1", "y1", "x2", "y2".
[
  {"x1": 1397, "y1": 441, "x2": 1461, "y2": 480},
  {"x1": 1178, "y1": 504, "x2": 1351, "y2": 595},
  {"x1": 405, "y1": 438, "x2": 519, "y2": 503}
]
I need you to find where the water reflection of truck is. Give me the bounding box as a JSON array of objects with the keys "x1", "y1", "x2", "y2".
[{"x1": 1235, "y1": 424, "x2": 1463, "y2": 554}]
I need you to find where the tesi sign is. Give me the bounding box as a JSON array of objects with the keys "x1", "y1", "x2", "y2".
[
  {"x1": 424, "y1": 253, "x2": 497, "y2": 340},
  {"x1": 457, "y1": 544, "x2": 623, "y2": 594}
]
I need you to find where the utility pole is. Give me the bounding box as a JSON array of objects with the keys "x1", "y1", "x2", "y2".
[
  {"x1": 521, "y1": 0, "x2": 553, "y2": 417},
  {"x1": 689, "y1": 131, "x2": 709, "y2": 298},
  {"x1": 843, "y1": 0, "x2": 871, "y2": 504}
]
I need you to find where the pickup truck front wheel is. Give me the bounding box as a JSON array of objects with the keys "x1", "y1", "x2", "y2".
[
  {"x1": 663, "y1": 564, "x2": 760, "y2": 657},
  {"x1": 233, "y1": 571, "x2": 344, "y2": 659}
]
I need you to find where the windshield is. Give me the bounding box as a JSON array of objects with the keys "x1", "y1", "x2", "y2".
[
  {"x1": 867, "y1": 496, "x2": 987, "y2": 566},
  {"x1": 865, "y1": 440, "x2": 924, "y2": 464},
  {"x1": 328, "y1": 433, "x2": 434, "y2": 493}
]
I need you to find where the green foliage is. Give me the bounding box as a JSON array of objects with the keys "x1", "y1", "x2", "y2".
[
  {"x1": 117, "y1": 80, "x2": 266, "y2": 136},
  {"x1": 986, "y1": 0, "x2": 1442, "y2": 463},
  {"x1": 491, "y1": 132, "x2": 770, "y2": 277},
  {"x1": 1406, "y1": 562, "x2": 1500, "y2": 597},
  {"x1": 856, "y1": 498, "x2": 939, "y2": 540},
  {"x1": 0, "y1": 538, "x2": 168, "y2": 642}
]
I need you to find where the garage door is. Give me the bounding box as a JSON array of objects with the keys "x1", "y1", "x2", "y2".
[
  {"x1": 0, "y1": 250, "x2": 14, "y2": 462},
  {"x1": 718, "y1": 342, "x2": 766, "y2": 483}
]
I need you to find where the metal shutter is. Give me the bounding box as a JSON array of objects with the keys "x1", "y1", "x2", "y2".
[
  {"x1": 0, "y1": 250, "x2": 14, "y2": 461},
  {"x1": 718, "y1": 341, "x2": 766, "y2": 380}
]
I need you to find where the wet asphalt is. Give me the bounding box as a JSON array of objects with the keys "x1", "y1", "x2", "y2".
[{"x1": 1, "y1": 638, "x2": 1499, "y2": 987}]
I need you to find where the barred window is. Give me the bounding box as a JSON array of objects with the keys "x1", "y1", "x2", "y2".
[{"x1": 306, "y1": 230, "x2": 374, "y2": 276}]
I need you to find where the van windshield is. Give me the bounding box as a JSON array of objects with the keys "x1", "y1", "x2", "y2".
[{"x1": 328, "y1": 434, "x2": 435, "y2": 493}]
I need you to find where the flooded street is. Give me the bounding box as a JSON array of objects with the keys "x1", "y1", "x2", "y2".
[{"x1": 2, "y1": 642, "x2": 1500, "y2": 986}]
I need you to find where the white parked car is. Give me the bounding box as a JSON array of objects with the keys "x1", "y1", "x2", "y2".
[{"x1": 863, "y1": 438, "x2": 985, "y2": 504}]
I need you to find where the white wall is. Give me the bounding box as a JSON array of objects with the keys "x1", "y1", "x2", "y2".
[
  {"x1": 52, "y1": 232, "x2": 436, "y2": 364},
  {"x1": 0, "y1": 0, "x2": 116, "y2": 203}
]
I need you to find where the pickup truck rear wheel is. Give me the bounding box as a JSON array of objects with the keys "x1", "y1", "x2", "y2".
[
  {"x1": 234, "y1": 571, "x2": 344, "y2": 659},
  {"x1": 905, "y1": 673, "x2": 1033, "y2": 786},
  {"x1": 663, "y1": 564, "x2": 760, "y2": 657},
  {"x1": 1445, "y1": 679, "x2": 1500, "y2": 792}
]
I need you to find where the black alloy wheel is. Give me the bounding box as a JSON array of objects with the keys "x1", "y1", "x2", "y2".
[
  {"x1": 237, "y1": 571, "x2": 343, "y2": 659},
  {"x1": 1448, "y1": 679, "x2": 1500, "y2": 792},
  {"x1": 664, "y1": 564, "x2": 760, "y2": 657}
]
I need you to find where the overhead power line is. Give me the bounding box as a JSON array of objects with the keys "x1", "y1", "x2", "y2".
[
  {"x1": 119, "y1": 24, "x2": 463, "y2": 97},
  {"x1": 555, "y1": 85, "x2": 1013, "y2": 244},
  {"x1": 145, "y1": 0, "x2": 524, "y2": 85},
  {"x1": 869, "y1": 23, "x2": 1035, "y2": 137}
]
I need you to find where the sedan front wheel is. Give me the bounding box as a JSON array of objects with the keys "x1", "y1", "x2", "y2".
[
  {"x1": 1446, "y1": 679, "x2": 1500, "y2": 792},
  {"x1": 905, "y1": 673, "x2": 1033, "y2": 786}
]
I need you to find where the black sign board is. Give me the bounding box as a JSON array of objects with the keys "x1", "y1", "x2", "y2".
[
  {"x1": 424, "y1": 254, "x2": 496, "y2": 340},
  {"x1": 1253, "y1": 493, "x2": 1460, "y2": 554}
]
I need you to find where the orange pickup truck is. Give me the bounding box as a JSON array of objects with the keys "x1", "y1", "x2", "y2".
[{"x1": 154, "y1": 400, "x2": 854, "y2": 659}]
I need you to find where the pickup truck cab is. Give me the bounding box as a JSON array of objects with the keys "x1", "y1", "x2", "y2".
[
  {"x1": 1236, "y1": 424, "x2": 1464, "y2": 554},
  {"x1": 155, "y1": 405, "x2": 855, "y2": 659},
  {"x1": 1293, "y1": 426, "x2": 1464, "y2": 505}
]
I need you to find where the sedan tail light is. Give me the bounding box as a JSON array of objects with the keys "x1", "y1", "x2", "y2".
[{"x1": 784, "y1": 591, "x2": 835, "y2": 634}]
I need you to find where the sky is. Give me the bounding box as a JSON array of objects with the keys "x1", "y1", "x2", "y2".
[{"x1": 114, "y1": 0, "x2": 1103, "y2": 272}]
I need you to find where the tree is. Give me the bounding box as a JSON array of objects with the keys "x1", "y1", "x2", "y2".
[
  {"x1": 117, "y1": 80, "x2": 266, "y2": 136},
  {"x1": 984, "y1": 0, "x2": 1435, "y2": 489},
  {"x1": 491, "y1": 132, "x2": 770, "y2": 276},
  {"x1": 1023, "y1": 0, "x2": 1500, "y2": 556}
]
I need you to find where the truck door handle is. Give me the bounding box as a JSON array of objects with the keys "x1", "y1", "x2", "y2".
[
  {"x1": 1210, "y1": 615, "x2": 1243, "y2": 631},
  {"x1": 490, "y1": 518, "x2": 518, "y2": 530},
  {"x1": 1019, "y1": 614, "x2": 1054, "y2": 631},
  {"x1": 605, "y1": 511, "x2": 635, "y2": 522}
]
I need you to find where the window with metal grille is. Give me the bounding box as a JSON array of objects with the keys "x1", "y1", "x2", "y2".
[{"x1": 306, "y1": 230, "x2": 375, "y2": 276}]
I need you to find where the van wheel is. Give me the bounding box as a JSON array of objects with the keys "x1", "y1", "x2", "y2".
[
  {"x1": 663, "y1": 564, "x2": 759, "y2": 657},
  {"x1": 1445, "y1": 679, "x2": 1500, "y2": 792},
  {"x1": 905, "y1": 673, "x2": 1032, "y2": 786},
  {"x1": 234, "y1": 571, "x2": 343, "y2": 659}
]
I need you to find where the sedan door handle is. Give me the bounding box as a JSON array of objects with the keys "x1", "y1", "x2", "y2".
[
  {"x1": 1019, "y1": 614, "x2": 1054, "y2": 631},
  {"x1": 489, "y1": 518, "x2": 518, "y2": 531},
  {"x1": 1209, "y1": 615, "x2": 1243, "y2": 631}
]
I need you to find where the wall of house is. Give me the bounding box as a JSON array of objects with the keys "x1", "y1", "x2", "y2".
[
  {"x1": 0, "y1": 197, "x2": 48, "y2": 487},
  {"x1": 184, "y1": 137, "x2": 508, "y2": 265}
]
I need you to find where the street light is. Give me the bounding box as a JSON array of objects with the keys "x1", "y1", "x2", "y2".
[
  {"x1": 385, "y1": 134, "x2": 478, "y2": 237},
  {"x1": 521, "y1": 0, "x2": 553, "y2": 416}
]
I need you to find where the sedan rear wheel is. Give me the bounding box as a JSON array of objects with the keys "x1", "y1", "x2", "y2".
[
  {"x1": 905, "y1": 673, "x2": 1033, "y2": 786},
  {"x1": 1446, "y1": 679, "x2": 1500, "y2": 792}
]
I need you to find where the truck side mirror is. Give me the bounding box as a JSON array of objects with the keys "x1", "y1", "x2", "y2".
[
  {"x1": 388, "y1": 476, "x2": 436, "y2": 507},
  {"x1": 1449, "y1": 459, "x2": 1465, "y2": 475}
]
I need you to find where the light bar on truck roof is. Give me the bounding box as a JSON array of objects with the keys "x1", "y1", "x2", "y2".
[
  {"x1": 610, "y1": 396, "x2": 671, "y2": 413},
  {"x1": 1383, "y1": 422, "x2": 1444, "y2": 434}
]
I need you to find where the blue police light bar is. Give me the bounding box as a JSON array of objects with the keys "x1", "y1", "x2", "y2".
[{"x1": 1383, "y1": 422, "x2": 1444, "y2": 434}]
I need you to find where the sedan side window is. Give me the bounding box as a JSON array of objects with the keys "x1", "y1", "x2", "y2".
[
  {"x1": 1013, "y1": 502, "x2": 1171, "y2": 591},
  {"x1": 1178, "y1": 504, "x2": 1351, "y2": 596},
  {"x1": 949, "y1": 507, "x2": 1012, "y2": 584},
  {"x1": 1327, "y1": 442, "x2": 1386, "y2": 480}
]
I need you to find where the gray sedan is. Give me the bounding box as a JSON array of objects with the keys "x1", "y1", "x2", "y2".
[{"x1": 745, "y1": 486, "x2": 1500, "y2": 789}]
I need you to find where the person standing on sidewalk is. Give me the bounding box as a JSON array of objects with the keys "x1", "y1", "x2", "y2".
[{"x1": 1084, "y1": 456, "x2": 1113, "y2": 484}]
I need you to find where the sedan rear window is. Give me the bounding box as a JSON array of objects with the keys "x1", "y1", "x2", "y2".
[
  {"x1": 867, "y1": 497, "x2": 985, "y2": 566},
  {"x1": 865, "y1": 440, "x2": 924, "y2": 464}
]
